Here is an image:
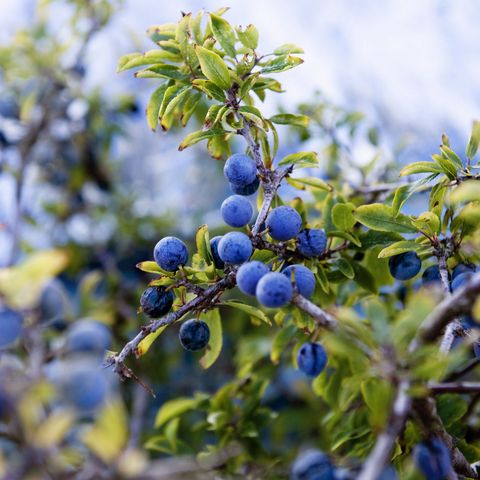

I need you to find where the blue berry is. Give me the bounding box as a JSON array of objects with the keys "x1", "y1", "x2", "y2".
[
  {"x1": 291, "y1": 449, "x2": 335, "y2": 480},
  {"x1": 422, "y1": 265, "x2": 442, "y2": 285},
  {"x1": 0, "y1": 307, "x2": 23, "y2": 348},
  {"x1": 256, "y1": 272, "x2": 293, "y2": 308},
  {"x1": 266, "y1": 206, "x2": 302, "y2": 241},
  {"x1": 452, "y1": 263, "x2": 476, "y2": 280},
  {"x1": 210, "y1": 236, "x2": 225, "y2": 269},
  {"x1": 140, "y1": 286, "x2": 174, "y2": 318},
  {"x1": 218, "y1": 232, "x2": 253, "y2": 264},
  {"x1": 413, "y1": 439, "x2": 452, "y2": 480},
  {"x1": 297, "y1": 229, "x2": 327, "y2": 257},
  {"x1": 388, "y1": 251, "x2": 421, "y2": 281},
  {"x1": 62, "y1": 364, "x2": 108, "y2": 411},
  {"x1": 229, "y1": 177, "x2": 259, "y2": 196},
  {"x1": 66, "y1": 319, "x2": 111, "y2": 356},
  {"x1": 451, "y1": 271, "x2": 474, "y2": 292},
  {"x1": 283, "y1": 265, "x2": 316, "y2": 298},
  {"x1": 379, "y1": 466, "x2": 398, "y2": 480},
  {"x1": 221, "y1": 195, "x2": 253, "y2": 227},
  {"x1": 296, "y1": 342, "x2": 327, "y2": 377},
  {"x1": 154, "y1": 236, "x2": 188, "y2": 272},
  {"x1": 179, "y1": 319, "x2": 210, "y2": 351},
  {"x1": 224, "y1": 153, "x2": 257, "y2": 187},
  {"x1": 236, "y1": 261, "x2": 269, "y2": 296},
  {"x1": 39, "y1": 279, "x2": 69, "y2": 324}
]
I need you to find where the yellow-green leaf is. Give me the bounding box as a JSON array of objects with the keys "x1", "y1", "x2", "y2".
[
  {"x1": 195, "y1": 45, "x2": 231, "y2": 90},
  {"x1": 200, "y1": 309, "x2": 222, "y2": 369}
]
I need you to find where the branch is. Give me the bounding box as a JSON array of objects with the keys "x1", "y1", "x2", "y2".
[
  {"x1": 357, "y1": 379, "x2": 411, "y2": 480},
  {"x1": 109, "y1": 271, "x2": 237, "y2": 379},
  {"x1": 291, "y1": 293, "x2": 337, "y2": 329},
  {"x1": 359, "y1": 273, "x2": 480, "y2": 479},
  {"x1": 413, "y1": 396, "x2": 477, "y2": 478},
  {"x1": 413, "y1": 271, "x2": 480, "y2": 348},
  {"x1": 428, "y1": 382, "x2": 480, "y2": 394}
]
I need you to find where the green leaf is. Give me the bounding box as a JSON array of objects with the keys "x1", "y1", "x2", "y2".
[
  {"x1": 155, "y1": 398, "x2": 199, "y2": 428},
  {"x1": 353, "y1": 204, "x2": 416, "y2": 233},
  {"x1": 432, "y1": 154, "x2": 457, "y2": 180},
  {"x1": 146, "y1": 84, "x2": 168, "y2": 131},
  {"x1": 236, "y1": 24, "x2": 259, "y2": 50},
  {"x1": 392, "y1": 185, "x2": 411, "y2": 215},
  {"x1": 440, "y1": 145, "x2": 463, "y2": 169},
  {"x1": 210, "y1": 14, "x2": 237, "y2": 57},
  {"x1": 286, "y1": 176, "x2": 331, "y2": 191},
  {"x1": 278, "y1": 151, "x2": 318, "y2": 168},
  {"x1": 221, "y1": 300, "x2": 271, "y2": 325},
  {"x1": 192, "y1": 79, "x2": 226, "y2": 102},
  {"x1": 195, "y1": 45, "x2": 231, "y2": 90},
  {"x1": 260, "y1": 55, "x2": 303, "y2": 74},
  {"x1": 450, "y1": 180, "x2": 480, "y2": 204},
  {"x1": 466, "y1": 120, "x2": 480, "y2": 160},
  {"x1": 178, "y1": 127, "x2": 225, "y2": 151},
  {"x1": 437, "y1": 394, "x2": 468, "y2": 428},
  {"x1": 181, "y1": 92, "x2": 202, "y2": 127},
  {"x1": 136, "y1": 261, "x2": 164, "y2": 274},
  {"x1": 328, "y1": 231, "x2": 362, "y2": 248},
  {"x1": 273, "y1": 43, "x2": 304, "y2": 55},
  {"x1": 195, "y1": 224, "x2": 210, "y2": 262},
  {"x1": 356, "y1": 230, "x2": 404, "y2": 250},
  {"x1": 269, "y1": 113, "x2": 309, "y2": 127},
  {"x1": 160, "y1": 86, "x2": 191, "y2": 130},
  {"x1": 400, "y1": 162, "x2": 444, "y2": 176},
  {"x1": 137, "y1": 326, "x2": 168, "y2": 357},
  {"x1": 135, "y1": 64, "x2": 188, "y2": 81},
  {"x1": 200, "y1": 309, "x2": 222, "y2": 369},
  {"x1": 411, "y1": 211, "x2": 441, "y2": 236},
  {"x1": 351, "y1": 261, "x2": 377, "y2": 293},
  {"x1": 332, "y1": 203, "x2": 356, "y2": 231},
  {"x1": 146, "y1": 23, "x2": 177, "y2": 43},
  {"x1": 378, "y1": 241, "x2": 428, "y2": 259},
  {"x1": 361, "y1": 378, "x2": 393, "y2": 429},
  {"x1": 239, "y1": 73, "x2": 259, "y2": 100},
  {"x1": 271, "y1": 324, "x2": 297, "y2": 364},
  {"x1": 333, "y1": 258, "x2": 355, "y2": 279}
]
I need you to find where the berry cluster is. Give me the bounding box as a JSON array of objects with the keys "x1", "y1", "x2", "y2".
[{"x1": 138, "y1": 152, "x2": 329, "y2": 376}]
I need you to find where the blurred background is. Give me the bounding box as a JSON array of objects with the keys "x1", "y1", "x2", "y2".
[
  {"x1": 0, "y1": 0, "x2": 479, "y2": 477},
  {"x1": 1, "y1": 0, "x2": 479, "y2": 264}
]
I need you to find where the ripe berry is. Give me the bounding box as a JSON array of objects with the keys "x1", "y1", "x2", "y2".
[
  {"x1": 256, "y1": 272, "x2": 293, "y2": 308},
  {"x1": 422, "y1": 265, "x2": 442, "y2": 285},
  {"x1": 221, "y1": 195, "x2": 253, "y2": 227},
  {"x1": 296, "y1": 342, "x2": 327, "y2": 377},
  {"x1": 388, "y1": 251, "x2": 421, "y2": 280},
  {"x1": 282, "y1": 264, "x2": 316, "y2": 298},
  {"x1": 224, "y1": 153, "x2": 257, "y2": 187},
  {"x1": 218, "y1": 232, "x2": 253, "y2": 265},
  {"x1": 62, "y1": 364, "x2": 108, "y2": 411},
  {"x1": 140, "y1": 286, "x2": 174, "y2": 318},
  {"x1": 154, "y1": 236, "x2": 188, "y2": 272},
  {"x1": 266, "y1": 206, "x2": 302, "y2": 241},
  {"x1": 291, "y1": 449, "x2": 335, "y2": 480},
  {"x1": 297, "y1": 228, "x2": 327, "y2": 257},
  {"x1": 413, "y1": 439, "x2": 453, "y2": 480},
  {"x1": 229, "y1": 177, "x2": 259, "y2": 196},
  {"x1": 236, "y1": 261, "x2": 269, "y2": 296},
  {"x1": 210, "y1": 236, "x2": 225, "y2": 269},
  {"x1": 0, "y1": 307, "x2": 23, "y2": 348},
  {"x1": 179, "y1": 319, "x2": 210, "y2": 351},
  {"x1": 452, "y1": 263, "x2": 476, "y2": 280},
  {"x1": 66, "y1": 319, "x2": 111, "y2": 356},
  {"x1": 451, "y1": 271, "x2": 474, "y2": 292}
]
